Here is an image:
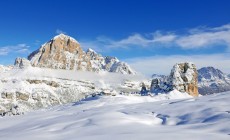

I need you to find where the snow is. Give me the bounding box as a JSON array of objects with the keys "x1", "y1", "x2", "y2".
[
  {"x1": 87, "y1": 48, "x2": 97, "y2": 54},
  {"x1": 0, "y1": 66, "x2": 145, "y2": 113},
  {"x1": 0, "y1": 91, "x2": 229, "y2": 140},
  {"x1": 0, "y1": 66, "x2": 142, "y2": 86},
  {"x1": 53, "y1": 33, "x2": 80, "y2": 44}
]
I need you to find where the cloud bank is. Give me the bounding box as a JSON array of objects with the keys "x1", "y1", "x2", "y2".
[{"x1": 125, "y1": 53, "x2": 230, "y2": 76}]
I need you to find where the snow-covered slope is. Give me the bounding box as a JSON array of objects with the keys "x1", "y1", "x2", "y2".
[
  {"x1": 0, "y1": 66, "x2": 143, "y2": 114},
  {"x1": 0, "y1": 65, "x2": 13, "y2": 73},
  {"x1": 28, "y1": 34, "x2": 136, "y2": 75},
  {"x1": 0, "y1": 91, "x2": 229, "y2": 140},
  {"x1": 198, "y1": 67, "x2": 230, "y2": 95}
]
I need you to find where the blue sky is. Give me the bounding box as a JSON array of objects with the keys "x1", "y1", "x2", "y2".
[{"x1": 0, "y1": 0, "x2": 230, "y2": 75}]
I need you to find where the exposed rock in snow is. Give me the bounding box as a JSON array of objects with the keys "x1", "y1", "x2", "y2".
[
  {"x1": 28, "y1": 34, "x2": 88, "y2": 70},
  {"x1": 198, "y1": 67, "x2": 230, "y2": 95},
  {"x1": 14, "y1": 57, "x2": 31, "y2": 68},
  {"x1": 169, "y1": 62, "x2": 199, "y2": 97},
  {"x1": 150, "y1": 78, "x2": 171, "y2": 94},
  {"x1": 28, "y1": 34, "x2": 136, "y2": 75},
  {"x1": 150, "y1": 62, "x2": 199, "y2": 97},
  {"x1": 105, "y1": 56, "x2": 136, "y2": 74},
  {"x1": 152, "y1": 66, "x2": 230, "y2": 95}
]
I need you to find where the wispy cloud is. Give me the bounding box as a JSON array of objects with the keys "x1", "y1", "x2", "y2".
[
  {"x1": 80, "y1": 24, "x2": 230, "y2": 52},
  {"x1": 124, "y1": 53, "x2": 230, "y2": 76},
  {"x1": 56, "y1": 29, "x2": 66, "y2": 34},
  {"x1": 0, "y1": 44, "x2": 30, "y2": 56},
  {"x1": 176, "y1": 27, "x2": 230, "y2": 49}
]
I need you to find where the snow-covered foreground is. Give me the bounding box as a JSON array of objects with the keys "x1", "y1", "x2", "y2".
[{"x1": 0, "y1": 92, "x2": 229, "y2": 140}]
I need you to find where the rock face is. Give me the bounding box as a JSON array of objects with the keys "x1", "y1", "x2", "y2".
[
  {"x1": 169, "y1": 63, "x2": 199, "y2": 97},
  {"x1": 150, "y1": 62, "x2": 199, "y2": 97},
  {"x1": 14, "y1": 58, "x2": 31, "y2": 68},
  {"x1": 28, "y1": 34, "x2": 136, "y2": 74},
  {"x1": 198, "y1": 67, "x2": 230, "y2": 95}
]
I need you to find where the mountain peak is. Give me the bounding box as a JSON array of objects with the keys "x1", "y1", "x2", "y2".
[
  {"x1": 27, "y1": 34, "x2": 136, "y2": 75},
  {"x1": 86, "y1": 48, "x2": 97, "y2": 53},
  {"x1": 198, "y1": 66, "x2": 225, "y2": 81},
  {"x1": 198, "y1": 66, "x2": 230, "y2": 95},
  {"x1": 53, "y1": 33, "x2": 80, "y2": 44}
]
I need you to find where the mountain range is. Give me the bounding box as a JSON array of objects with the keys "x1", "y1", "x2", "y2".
[{"x1": 0, "y1": 33, "x2": 229, "y2": 116}]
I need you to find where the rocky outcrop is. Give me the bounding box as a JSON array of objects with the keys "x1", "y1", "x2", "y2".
[
  {"x1": 28, "y1": 34, "x2": 136, "y2": 75},
  {"x1": 169, "y1": 63, "x2": 199, "y2": 97},
  {"x1": 150, "y1": 62, "x2": 199, "y2": 97},
  {"x1": 14, "y1": 57, "x2": 31, "y2": 68}
]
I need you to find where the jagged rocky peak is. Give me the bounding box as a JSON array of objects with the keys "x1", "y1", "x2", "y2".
[
  {"x1": 28, "y1": 33, "x2": 86, "y2": 70},
  {"x1": 27, "y1": 34, "x2": 136, "y2": 74},
  {"x1": 14, "y1": 57, "x2": 31, "y2": 68},
  {"x1": 169, "y1": 62, "x2": 199, "y2": 97},
  {"x1": 86, "y1": 48, "x2": 101, "y2": 60},
  {"x1": 150, "y1": 62, "x2": 199, "y2": 97},
  {"x1": 86, "y1": 48, "x2": 97, "y2": 53}
]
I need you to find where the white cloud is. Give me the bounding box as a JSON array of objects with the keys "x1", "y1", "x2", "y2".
[
  {"x1": 80, "y1": 24, "x2": 230, "y2": 51},
  {"x1": 124, "y1": 53, "x2": 230, "y2": 76},
  {"x1": 56, "y1": 29, "x2": 66, "y2": 34},
  {"x1": 0, "y1": 47, "x2": 9, "y2": 55},
  {"x1": 80, "y1": 33, "x2": 177, "y2": 52},
  {"x1": 176, "y1": 29, "x2": 230, "y2": 49},
  {"x1": 0, "y1": 44, "x2": 30, "y2": 56}
]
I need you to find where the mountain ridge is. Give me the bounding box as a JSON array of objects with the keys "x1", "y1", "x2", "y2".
[{"x1": 27, "y1": 34, "x2": 136, "y2": 75}]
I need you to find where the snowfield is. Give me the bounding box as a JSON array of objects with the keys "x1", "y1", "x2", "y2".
[
  {"x1": 0, "y1": 91, "x2": 229, "y2": 140},
  {"x1": 0, "y1": 66, "x2": 146, "y2": 113}
]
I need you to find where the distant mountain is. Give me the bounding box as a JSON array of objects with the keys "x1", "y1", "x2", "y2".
[
  {"x1": 198, "y1": 67, "x2": 230, "y2": 95},
  {"x1": 151, "y1": 74, "x2": 168, "y2": 79},
  {"x1": 151, "y1": 66, "x2": 230, "y2": 95},
  {"x1": 28, "y1": 34, "x2": 136, "y2": 75}
]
